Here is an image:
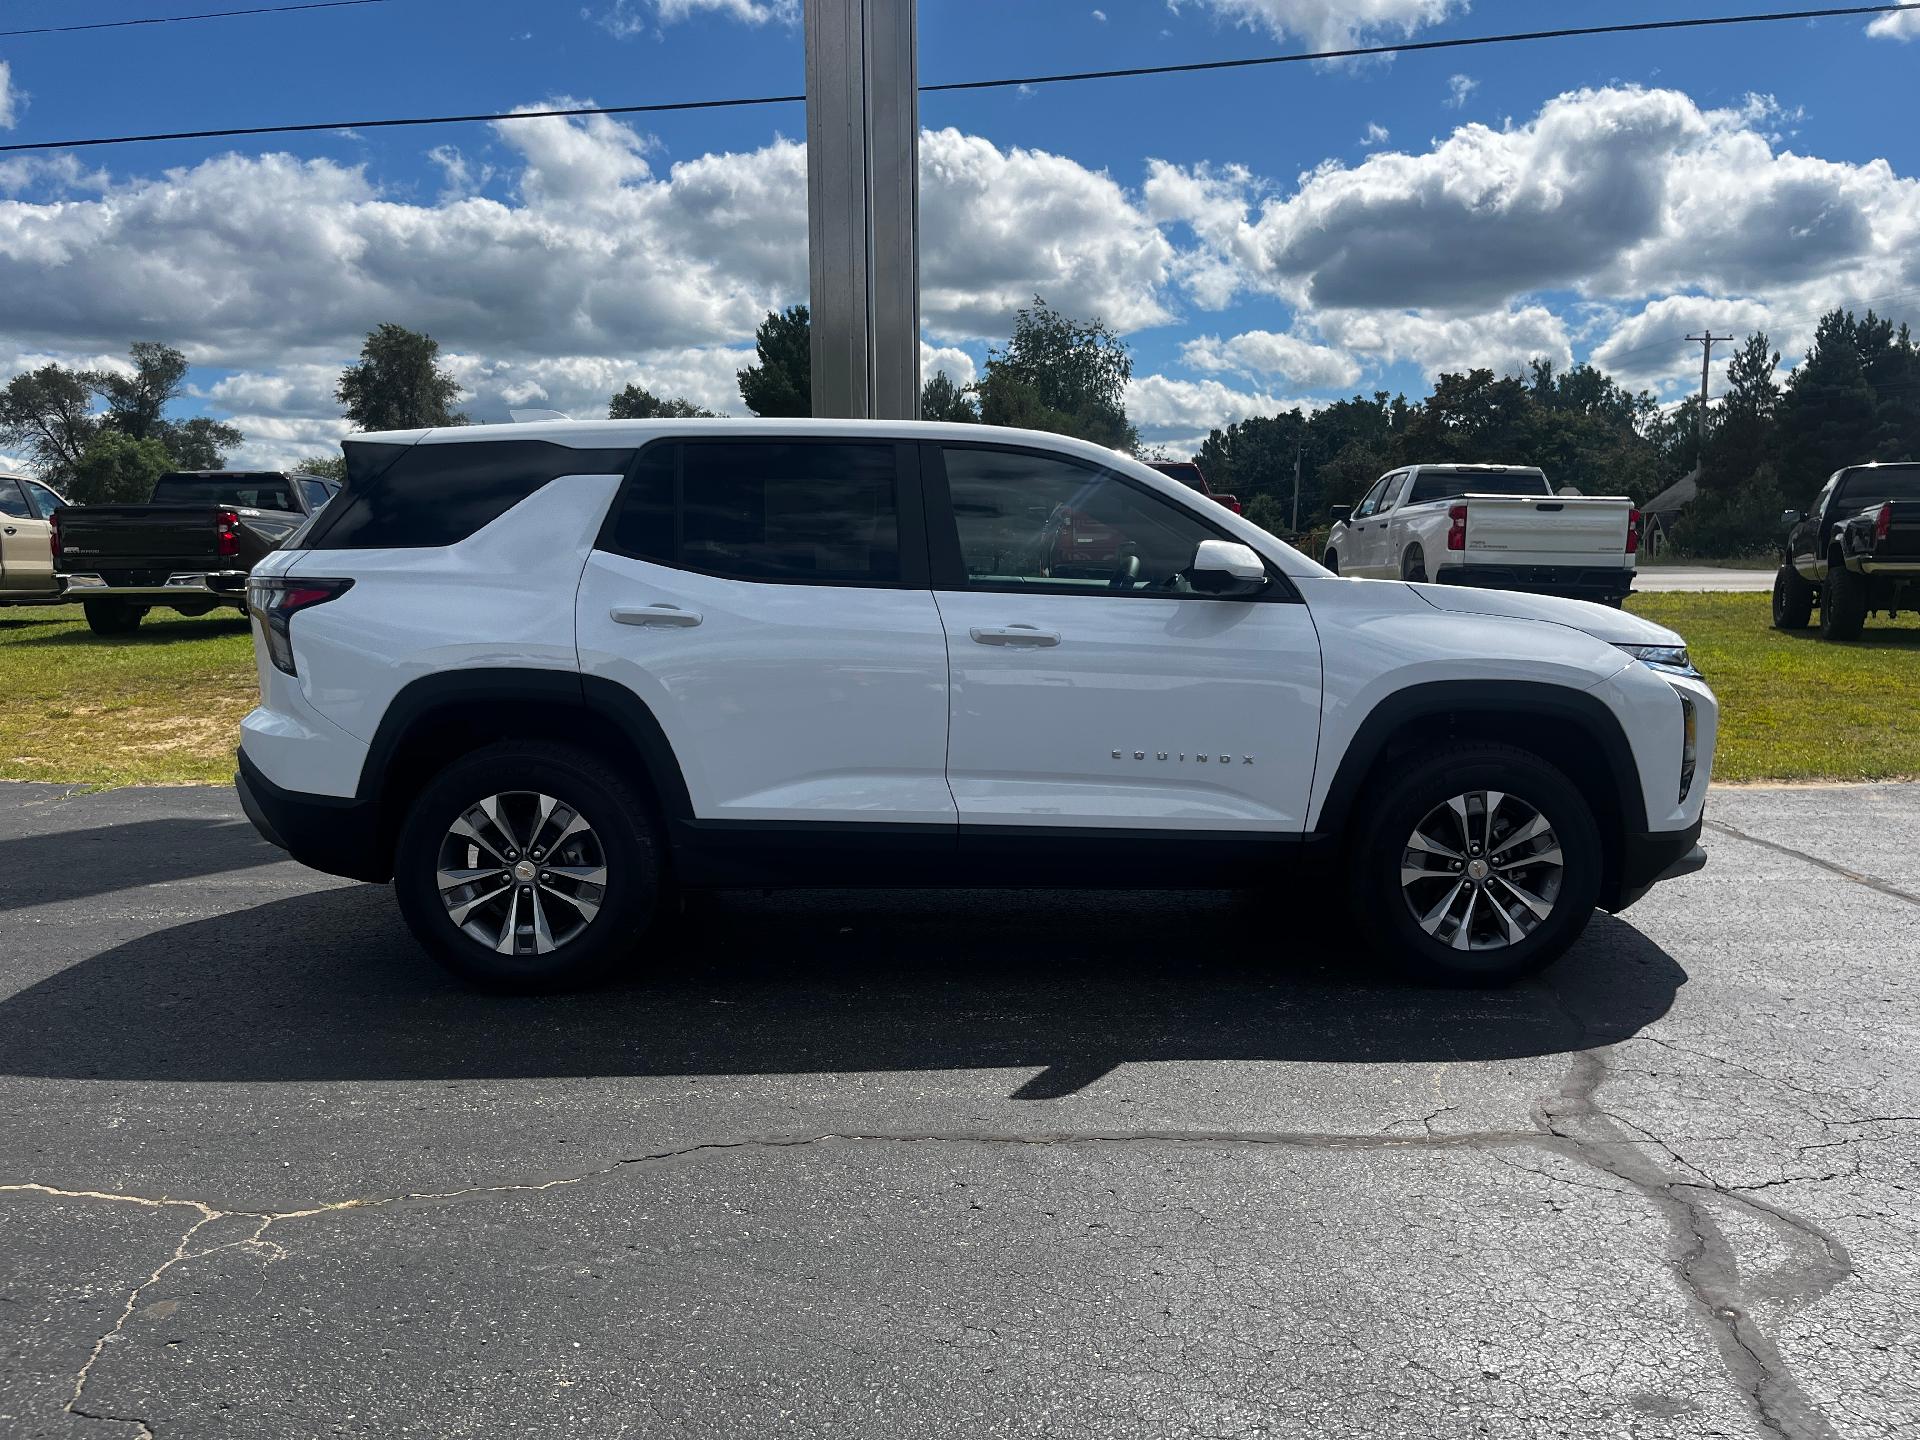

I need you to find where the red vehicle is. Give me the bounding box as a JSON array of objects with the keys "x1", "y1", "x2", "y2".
[{"x1": 1146, "y1": 460, "x2": 1242, "y2": 516}]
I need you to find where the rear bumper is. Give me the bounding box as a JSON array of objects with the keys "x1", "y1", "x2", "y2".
[
  {"x1": 61, "y1": 570, "x2": 249, "y2": 602},
  {"x1": 236, "y1": 748, "x2": 389, "y2": 883},
  {"x1": 1434, "y1": 564, "x2": 1635, "y2": 599},
  {"x1": 1603, "y1": 816, "x2": 1706, "y2": 913},
  {"x1": 1855, "y1": 560, "x2": 1920, "y2": 576}
]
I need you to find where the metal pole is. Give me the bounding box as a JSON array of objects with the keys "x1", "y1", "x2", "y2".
[
  {"x1": 805, "y1": 0, "x2": 920, "y2": 420},
  {"x1": 1291, "y1": 444, "x2": 1302, "y2": 533}
]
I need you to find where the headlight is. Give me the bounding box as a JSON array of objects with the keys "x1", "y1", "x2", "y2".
[{"x1": 1615, "y1": 642, "x2": 1698, "y2": 678}]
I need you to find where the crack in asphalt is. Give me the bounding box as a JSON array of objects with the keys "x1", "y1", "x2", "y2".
[{"x1": 1704, "y1": 818, "x2": 1920, "y2": 908}]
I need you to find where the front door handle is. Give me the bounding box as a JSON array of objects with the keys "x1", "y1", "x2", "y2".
[
  {"x1": 2, "y1": 526, "x2": 15, "y2": 536},
  {"x1": 970, "y1": 624, "x2": 1061, "y2": 648},
  {"x1": 611, "y1": 604, "x2": 703, "y2": 628}
]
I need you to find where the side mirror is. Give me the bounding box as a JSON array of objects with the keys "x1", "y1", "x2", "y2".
[
  {"x1": 1328, "y1": 505, "x2": 1353, "y2": 525},
  {"x1": 1780, "y1": 509, "x2": 1803, "y2": 527},
  {"x1": 1191, "y1": 539, "x2": 1269, "y2": 598}
]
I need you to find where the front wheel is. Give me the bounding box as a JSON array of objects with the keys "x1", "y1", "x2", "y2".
[
  {"x1": 393, "y1": 741, "x2": 664, "y2": 991},
  {"x1": 1347, "y1": 744, "x2": 1602, "y2": 986},
  {"x1": 1772, "y1": 564, "x2": 1815, "y2": 630}
]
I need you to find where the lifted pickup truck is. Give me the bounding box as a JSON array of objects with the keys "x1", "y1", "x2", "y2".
[
  {"x1": 1326, "y1": 464, "x2": 1639, "y2": 606},
  {"x1": 53, "y1": 470, "x2": 338, "y2": 635},
  {"x1": 1775, "y1": 461, "x2": 1920, "y2": 640}
]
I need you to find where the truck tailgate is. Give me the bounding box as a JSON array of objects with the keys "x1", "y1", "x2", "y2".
[
  {"x1": 56, "y1": 506, "x2": 225, "y2": 566},
  {"x1": 1462, "y1": 495, "x2": 1633, "y2": 567}
]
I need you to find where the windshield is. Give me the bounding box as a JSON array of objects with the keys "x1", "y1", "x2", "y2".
[
  {"x1": 151, "y1": 474, "x2": 298, "y2": 511},
  {"x1": 1836, "y1": 466, "x2": 1920, "y2": 510},
  {"x1": 1407, "y1": 471, "x2": 1552, "y2": 505}
]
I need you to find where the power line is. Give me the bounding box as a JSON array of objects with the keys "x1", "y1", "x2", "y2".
[
  {"x1": 0, "y1": 1, "x2": 389, "y2": 41},
  {"x1": 2, "y1": 3, "x2": 1916, "y2": 154}
]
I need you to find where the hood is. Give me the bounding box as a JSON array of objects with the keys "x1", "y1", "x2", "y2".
[{"x1": 1409, "y1": 583, "x2": 1684, "y2": 647}]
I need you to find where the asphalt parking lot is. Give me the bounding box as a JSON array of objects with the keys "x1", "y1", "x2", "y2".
[{"x1": 2, "y1": 782, "x2": 1917, "y2": 1439}]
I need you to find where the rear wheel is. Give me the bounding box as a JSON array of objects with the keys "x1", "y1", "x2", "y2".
[
  {"x1": 1347, "y1": 744, "x2": 1602, "y2": 986},
  {"x1": 1400, "y1": 547, "x2": 1428, "y2": 584},
  {"x1": 393, "y1": 741, "x2": 664, "y2": 991},
  {"x1": 82, "y1": 600, "x2": 144, "y2": 637},
  {"x1": 1772, "y1": 564, "x2": 1815, "y2": 630},
  {"x1": 1820, "y1": 560, "x2": 1868, "y2": 641}
]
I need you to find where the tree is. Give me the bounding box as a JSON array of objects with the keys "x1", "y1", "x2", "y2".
[
  {"x1": 68, "y1": 432, "x2": 174, "y2": 505},
  {"x1": 0, "y1": 365, "x2": 97, "y2": 488},
  {"x1": 609, "y1": 384, "x2": 718, "y2": 420},
  {"x1": 976, "y1": 298, "x2": 1136, "y2": 451},
  {"x1": 337, "y1": 324, "x2": 467, "y2": 432},
  {"x1": 920, "y1": 370, "x2": 978, "y2": 423},
  {"x1": 95, "y1": 340, "x2": 189, "y2": 442},
  {"x1": 737, "y1": 305, "x2": 812, "y2": 418},
  {"x1": 292, "y1": 455, "x2": 349, "y2": 483}
]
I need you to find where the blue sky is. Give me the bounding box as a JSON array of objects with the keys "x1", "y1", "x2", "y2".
[{"x1": 3, "y1": 0, "x2": 1919, "y2": 466}]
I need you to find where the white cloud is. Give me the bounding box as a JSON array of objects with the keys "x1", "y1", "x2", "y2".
[
  {"x1": 1867, "y1": 10, "x2": 1920, "y2": 39},
  {"x1": 594, "y1": 0, "x2": 796, "y2": 34},
  {"x1": 1092, "y1": 8, "x2": 1108, "y2": 20},
  {"x1": 1359, "y1": 122, "x2": 1390, "y2": 148},
  {"x1": 1175, "y1": 0, "x2": 1464, "y2": 51},
  {"x1": 0, "y1": 61, "x2": 19, "y2": 131},
  {"x1": 1127, "y1": 373, "x2": 1307, "y2": 449},
  {"x1": 1315, "y1": 305, "x2": 1573, "y2": 382},
  {"x1": 1181, "y1": 330, "x2": 1361, "y2": 388},
  {"x1": 920, "y1": 342, "x2": 976, "y2": 389},
  {"x1": 1585, "y1": 295, "x2": 1777, "y2": 395},
  {"x1": 1445, "y1": 73, "x2": 1478, "y2": 108}
]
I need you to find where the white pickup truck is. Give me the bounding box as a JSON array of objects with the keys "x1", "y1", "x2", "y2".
[{"x1": 1325, "y1": 464, "x2": 1640, "y2": 606}]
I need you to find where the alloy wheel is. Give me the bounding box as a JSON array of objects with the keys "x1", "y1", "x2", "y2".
[
  {"x1": 1398, "y1": 790, "x2": 1565, "y2": 952},
  {"x1": 435, "y1": 792, "x2": 609, "y2": 955}
]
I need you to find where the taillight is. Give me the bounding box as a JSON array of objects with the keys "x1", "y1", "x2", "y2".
[
  {"x1": 247, "y1": 576, "x2": 353, "y2": 676},
  {"x1": 1627, "y1": 508, "x2": 1643, "y2": 555},
  {"x1": 1218, "y1": 494, "x2": 1244, "y2": 515},
  {"x1": 1446, "y1": 504, "x2": 1467, "y2": 552},
  {"x1": 48, "y1": 510, "x2": 62, "y2": 560},
  {"x1": 1876, "y1": 503, "x2": 1894, "y2": 542},
  {"x1": 217, "y1": 509, "x2": 241, "y2": 558}
]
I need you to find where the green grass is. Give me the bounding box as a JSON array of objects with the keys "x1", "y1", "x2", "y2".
[
  {"x1": 1627, "y1": 591, "x2": 1920, "y2": 783},
  {"x1": 3, "y1": 593, "x2": 1915, "y2": 789},
  {"x1": 0, "y1": 604, "x2": 257, "y2": 786}
]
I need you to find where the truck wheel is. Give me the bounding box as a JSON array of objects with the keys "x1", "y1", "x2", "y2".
[
  {"x1": 1820, "y1": 561, "x2": 1868, "y2": 641},
  {"x1": 1772, "y1": 564, "x2": 1814, "y2": 630},
  {"x1": 82, "y1": 600, "x2": 144, "y2": 637},
  {"x1": 1324, "y1": 549, "x2": 1340, "y2": 575},
  {"x1": 393, "y1": 741, "x2": 664, "y2": 992},
  {"x1": 1400, "y1": 547, "x2": 1428, "y2": 584},
  {"x1": 1347, "y1": 744, "x2": 1602, "y2": 986}
]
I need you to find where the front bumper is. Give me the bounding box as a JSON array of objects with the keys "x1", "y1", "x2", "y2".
[
  {"x1": 236, "y1": 748, "x2": 390, "y2": 883},
  {"x1": 1603, "y1": 816, "x2": 1706, "y2": 912},
  {"x1": 1434, "y1": 564, "x2": 1635, "y2": 600},
  {"x1": 61, "y1": 570, "x2": 250, "y2": 602}
]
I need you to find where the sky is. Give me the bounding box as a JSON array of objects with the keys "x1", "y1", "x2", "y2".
[{"x1": 2, "y1": 0, "x2": 1919, "y2": 471}]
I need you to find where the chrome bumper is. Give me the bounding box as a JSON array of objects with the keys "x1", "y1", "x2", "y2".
[
  {"x1": 1858, "y1": 560, "x2": 1920, "y2": 576},
  {"x1": 59, "y1": 571, "x2": 249, "y2": 600}
]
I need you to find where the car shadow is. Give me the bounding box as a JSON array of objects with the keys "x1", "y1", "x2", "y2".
[
  {"x1": 0, "y1": 882, "x2": 1686, "y2": 1097},
  {"x1": 0, "y1": 818, "x2": 289, "y2": 910},
  {"x1": 1779, "y1": 626, "x2": 1920, "y2": 651},
  {"x1": 9, "y1": 614, "x2": 252, "y2": 648}
]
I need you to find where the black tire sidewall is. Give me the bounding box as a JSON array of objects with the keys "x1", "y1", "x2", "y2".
[
  {"x1": 1821, "y1": 564, "x2": 1867, "y2": 640},
  {"x1": 1402, "y1": 547, "x2": 1427, "y2": 583},
  {"x1": 393, "y1": 745, "x2": 660, "y2": 990},
  {"x1": 1352, "y1": 749, "x2": 1603, "y2": 985}
]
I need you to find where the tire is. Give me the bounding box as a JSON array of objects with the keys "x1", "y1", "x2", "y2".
[
  {"x1": 1820, "y1": 560, "x2": 1868, "y2": 641},
  {"x1": 1400, "y1": 547, "x2": 1428, "y2": 584},
  {"x1": 393, "y1": 741, "x2": 665, "y2": 991},
  {"x1": 1346, "y1": 743, "x2": 1603, "y2": 986},
  {"x1": 83, "y1": 600, "x2": 144, "y2": 637},
  {"x1": 1772, "y1": 564, "x2": 1814, "y2": 630},
  {"x1": 1324, "y1": 549, "x2": 1340, "y2": 575}
]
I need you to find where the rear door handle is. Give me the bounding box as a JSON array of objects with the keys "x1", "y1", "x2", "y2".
[
  {"x1": 2, "y1": 527, "x2": 15, "y2": 536},
  {"x1": 611, "y1": 604, "x2": 703, "y2": 628},
  {"x1": 970, "y1": 624, "x2": 1061, "y2": 648}
]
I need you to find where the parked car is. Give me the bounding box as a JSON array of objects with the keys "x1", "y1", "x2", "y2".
[
  {"x1": 0, "y1": 474, "x2": 70, "y2": 606},
  {"x1": 1146, "y1": 460, "x2": 1242, "y2": 515},
  {"x1": 235, "y1": 420, "x2": 1714, "y2": 993},
  {"x1": 53, "y1": 470, "x2": 338, "y2": 635},
  {"x1": 1774, "y1": 461, "x2": 1920, "y2": 640},
  {"x1": 1325, "y1": 464, "x2": 1640, "y2": 606}
]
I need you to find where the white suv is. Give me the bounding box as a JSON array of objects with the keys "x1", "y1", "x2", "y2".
[{"x1": 236, "y1": 420, "x2": 1715, "y2": 989}]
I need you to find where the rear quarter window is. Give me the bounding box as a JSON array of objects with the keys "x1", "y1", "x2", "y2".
[{"x1": 304, "y1": 441, "x2": 635, "y2": 550}]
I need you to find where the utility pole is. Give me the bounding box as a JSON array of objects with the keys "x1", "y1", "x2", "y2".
[
  {"x1": 1685, "y1": 331, "x2": 1733, "y2": 462},
  {"x1": 805, "y1": 0, "x2": 921, "y2": 420},
  {"x1": 1291, "y1": 444, "x2": 1303, "y2": 534}
]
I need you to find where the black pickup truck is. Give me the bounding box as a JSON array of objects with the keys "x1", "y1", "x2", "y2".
[
  {"x1": 52, "y1": 470, "x2": 338, "y2": 635},
  {"x1": 1774, "y1": 461, "x2": 1920, "y2": 640}
]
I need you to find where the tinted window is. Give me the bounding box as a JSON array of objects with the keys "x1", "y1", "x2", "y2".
[
  {"x1": 1836, "y1": 466, "x2": 1920, "y2": 508},
  {"x1": 1407, "y1": 471, "x2": 1551, "y2": 504},
  {"x1": 1380, "y1": 473, "x2": 1409, "y2": 511},
  {"x1": 603, "y1": 443, "x2": 675, "y2": 565},
  {"x1": 1352, "y1": 477, "x2": 1391, "y2": 519},
  {"x1": 24, "y1": 481, "x2": 64, "y2": 518},
  {"x1": 0, "y1": 479, "x2": 29, "y2": 519},
  {"x1": 676, "y1": 442, "x2": 898, "y2": 584},
  {"x1": 942, "y1": 446, "x2": 1220, "y2": 596},
  {"x1": 298, "y1": 478, "x2": 335, "y2": 511},
  {"x1": 153, "y1": 474, "x2": 299, "y2": 511},
  {"x1": 306, "y1": 441, "x2": 633, "y2": 551}
]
